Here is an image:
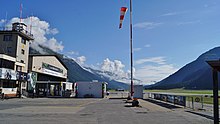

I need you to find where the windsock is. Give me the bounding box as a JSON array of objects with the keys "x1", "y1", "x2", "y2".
[{"x1": 119, "y1": 7, "x2": 128, "y2": 29}]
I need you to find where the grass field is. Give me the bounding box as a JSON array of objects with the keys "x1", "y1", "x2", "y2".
[
  {"x1": 145, "y1": 89, "x2": 214, "y2": 95},
  {"x1": 145, "y1": 89, "x2": 218, "y2": 104}
]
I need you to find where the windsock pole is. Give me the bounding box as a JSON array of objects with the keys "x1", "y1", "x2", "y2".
[
  {"x1": 129, "y1": 0, "x2": 134, "y2": 98},
  {"x1": 118, "y1": 0, "x2": 134, "y2": 98}
]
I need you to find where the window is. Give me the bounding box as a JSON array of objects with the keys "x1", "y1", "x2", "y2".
[
  {"x1": 22, "y1": 82, "x2": 26, "y2": 87},
  {"x1": 3, "y1": 80, "x2": 16, "y2": 88},
  {"x1": 3, "y1": 35, "x2": 12, "y2": 41},
  {"x1": 21, "y1": 49, "x2": 25, "y2": 55},
  {"x1": 0, "y1": 59, "x2": 14, "y2": 69},
  {"x1": 16, "y1": 65, "x2": 22, "y2": 71},
  {"x1": 7, "y1": 47, "x2": 12, "y2": 53},
  {"x1": 21, "y1": 38, "x2": 26, "y2": 44}
]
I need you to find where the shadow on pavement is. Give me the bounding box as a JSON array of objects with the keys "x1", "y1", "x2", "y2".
[
  {"x1": 185, "y1": 110, "x2": 218, "y2": 121},
  {"x1": 144, "y1": 99, "x2": 182, "y2": 109},
  {"x1": 109, "y1": 98, "x2": 127, "y2": 100}
]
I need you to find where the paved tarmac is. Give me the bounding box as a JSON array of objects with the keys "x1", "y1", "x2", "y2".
[{"x1": 0, "y1": 98, "x2": 213, "y2": 124}]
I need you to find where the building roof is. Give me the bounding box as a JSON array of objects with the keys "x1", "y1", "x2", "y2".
[
  {"x1": 29, "y1": 54, "x2": 68, "y2": 70},
  {"x1": 0, "y1": 30, "x2": 34, "y2": 40}
]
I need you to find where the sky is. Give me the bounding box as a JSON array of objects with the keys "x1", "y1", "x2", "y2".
[{"x1": 0, "y1": 0, "x2": 220, "y2": 85}]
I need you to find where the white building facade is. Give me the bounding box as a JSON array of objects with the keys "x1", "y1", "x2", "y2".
[
  {"x1": 28, "y1": 55, "x2": 68, "y2": 97},
  {"x1": 0, "y1": 23, "x2": 33, "y2": 98}
]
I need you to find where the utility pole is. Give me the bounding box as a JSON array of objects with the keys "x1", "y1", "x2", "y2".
[{"x1": 130, "y1": 0, "x2": 134, "y2": 98}]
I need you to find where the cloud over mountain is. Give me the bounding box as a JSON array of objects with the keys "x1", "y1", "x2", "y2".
[
  {"x1": 7, "y1": 16, "x2": 64, "y2": 53},
  {"x1": 135, "y1": 57, "x2": 178, "y2": 84},
  {"x1": 100, "y1": 58, "x2": 128, "y2": 77}
]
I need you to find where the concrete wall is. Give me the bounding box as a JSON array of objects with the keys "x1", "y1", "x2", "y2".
[
  {"x1": 133, "y1": 85, "x2": 143, "y2": 99},
  {"x1": 76, "y1": 82, "x2": 106, "y2": 98},
  {"x1": 16, "y1": 35, "x2": 29, "y2": 72},
  {"x1": 0, "y1": 33, "x2": 18, "y2": 58}
]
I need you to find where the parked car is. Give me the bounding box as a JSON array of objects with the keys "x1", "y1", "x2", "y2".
[{"x1": 115, "y1": 89, "x2": 125, "y2": 91}]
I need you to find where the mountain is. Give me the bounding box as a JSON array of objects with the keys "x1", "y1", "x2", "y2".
[
  {"x1": 29, "y1": 45, "x2": 129, "y2": 90},
  {"x1": 84, "y1": 67, "x2": 142, "y2": 85},
  {"x1": 148, "y1": 47, "x2": 220, "y2": 90}
]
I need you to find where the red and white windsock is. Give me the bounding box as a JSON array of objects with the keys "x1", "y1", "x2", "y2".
[{"x1": 119, "y1": 7, "x2": 128, "y2": 29}]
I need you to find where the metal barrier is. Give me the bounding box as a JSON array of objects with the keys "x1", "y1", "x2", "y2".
[
  {"x1": 144, "y1": 92, "x2": 208, "y2": 110},
  {"x1": 109, "y1": 91, "x2": 129, "y2": 99}
]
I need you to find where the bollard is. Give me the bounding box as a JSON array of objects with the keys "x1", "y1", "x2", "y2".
[
  {"x1": 201, "y1": 96, "x2": 204, "y2": 109},
  {"x1": 132, "y1": 98, "x2": 139, "y2": 107}
]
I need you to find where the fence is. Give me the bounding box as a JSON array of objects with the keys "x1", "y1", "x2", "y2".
[
  {"x1": 109, "y1": 91, "x2": 129, "y2": 99},
  {"x1": 144, "y1": 92, "x2": 210, "y2": 110}
]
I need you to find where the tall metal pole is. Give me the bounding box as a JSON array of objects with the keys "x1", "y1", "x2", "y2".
[
  {"x1": 212, "y1": 68, "x2": 219, "y2": 124},
  {"x1": 130, "y1": 0, "x2": 134, "y2": 98}
]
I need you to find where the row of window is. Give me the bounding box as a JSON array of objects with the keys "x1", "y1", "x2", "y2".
[
  {"x1": 1, "y1": 80, "x2": 17, "y2": 88},
  {"x1": 3, "y1": 35, "x2": 26, "y2": 44},
  {"x1": 0, "y1": 59, "x2": 23, "y2": 71},
  {"x1": 1, "y1": 81, "x2": 25, "y2": 88},
  {"x1": 0, "y1": 59, "x2": 14, "y2": 69},
  {"x1": 5, "y1": 47, "x2": 25, "y2": 55},
  {"x1": 3, "y1": 35, "x2": 12, "y2": 41}
]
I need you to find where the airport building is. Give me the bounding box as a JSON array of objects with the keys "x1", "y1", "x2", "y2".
[
  {"x1": 28, "y1": 55, "x2": 68, "y2": 97},
  {"x1": 0, "y1": 22, "x2": 34, "y2": 98}
]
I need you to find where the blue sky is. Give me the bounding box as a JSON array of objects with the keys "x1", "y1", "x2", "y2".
[{"x1": 1, "y1": 0, "x2": 220, "y2": 84}]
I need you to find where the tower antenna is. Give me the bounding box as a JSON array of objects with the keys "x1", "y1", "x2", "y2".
[
  {"x1": 20, "y1": 3, "x2": 23, "y2": 23},
  {"x1": 4, "y1": 12, "x2": 8, "y2": 30},
  {"x1": 30, "y1": 15, "x2": 33, "y2": 34}
]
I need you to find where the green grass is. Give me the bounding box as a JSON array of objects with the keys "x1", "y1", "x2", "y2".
[{"x1": 145, "y1": 89, "x2": 214, "y2": 95}]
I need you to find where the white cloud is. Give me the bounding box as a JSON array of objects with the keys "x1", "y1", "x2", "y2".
[
  {"x1": 0, "y1": 19, "x2": 6, "y2": 24},
  {"x1": 135, "y1": 64, "x2": 178, "y2": 84},
  {"x1": 159, "y1": 11, "x2": 187, "y2": 17},
  {"x1": 134, "y1": 22, "x2": 162, "y2": 29},
  {"x1": 134, "y1": 48, "x2": 142, "y2": 52},
  {"x1": 160, "y1": 12, "x2": 177, "y2": 17},
  {"x1": 46, "y1": 28, "x2": 59, "y2": 35},
  {"x1": 144, "y1": 44, "x2": 151, "y2": 48},
  {"x1": 134, "y1": 56, "x2": 178, "y2": 84},
  {"x1": 7, "y1": 16, "x2": 64, "y2": 53},
  {"x1": 67, "y1": 51, "x2": 79, "y2": 56},
  {"x1": 47, "y1": 38, "x2": 64, "y2": 52},
  {"x1": 100, "y1": 58, "x2": 127, "y2": 77},
  {"x1": 76, "y1": 56, "x2": 86, "y2": 66},
  {"x1": 94, "y1": 57, "x2": 178, "y2": 85},
  {"x1": 135, "y1": 57, "x2": 166, "y2": 65},
  {"x1": 177, "y1": 20, "x2": 201, "y2": 25}
]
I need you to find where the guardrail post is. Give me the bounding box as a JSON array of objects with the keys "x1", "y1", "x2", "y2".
[{"x1": 201, "y1": 95, "x2": 204, "y2": 109}]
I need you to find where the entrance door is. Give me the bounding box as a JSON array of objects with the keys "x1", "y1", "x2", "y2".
[
  {"x1": 49, "y1": 85, "x2": 55, "y2": 96},
  {"x1": 36, "y1": 83, "x2": 47, "y2": 97}
]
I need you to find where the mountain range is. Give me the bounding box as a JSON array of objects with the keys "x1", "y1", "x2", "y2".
[
  {"x1": 147, "y1": 47, "x2": 220, "y2": 90},
  {"x1": 30, "y1": 44, "x2": 220, "y2": 90}
]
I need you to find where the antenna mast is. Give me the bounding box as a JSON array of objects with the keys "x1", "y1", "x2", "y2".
[
  {"x1": 20, "y1": 3, "x2": 23, "y2": 23},
  {"x1": 4, "y1": 12, "x2": 8, "y2": 30},
  {"x1": 130, "y1": 0, "x2": 134, "y2": 98},
  {"x1": 30, "y1": 15, "x2": 33, "y2": 34}
]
